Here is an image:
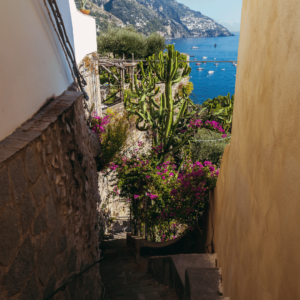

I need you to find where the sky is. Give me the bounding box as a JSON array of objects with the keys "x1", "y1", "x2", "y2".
[{"x1": 176, "y1": 0, "x2": 243, "y2": 32}]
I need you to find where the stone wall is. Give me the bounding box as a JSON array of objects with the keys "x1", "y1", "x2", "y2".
[{"x1": 0, "y1": 91, "x2": 102, "y2": 300}]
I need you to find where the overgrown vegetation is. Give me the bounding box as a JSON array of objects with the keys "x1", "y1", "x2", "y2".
[
  {"x1": 100, "y1": 45, "x2": 232, "y2": 241},
  {"x1": 91, "y1": 109, "x2": 130, "y2": 170},
  {"x1": 95, "y1": 44, "x2": 234, "y2": 242}
]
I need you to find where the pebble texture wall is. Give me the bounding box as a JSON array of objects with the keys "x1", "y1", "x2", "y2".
[{"x1": 0, "y1": 91, "x2": 102, "y2": 300}]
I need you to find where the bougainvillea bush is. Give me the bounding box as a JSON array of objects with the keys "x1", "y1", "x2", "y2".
[{"x1": 108, "y1": 140, "x2": 219, "y2": 242}]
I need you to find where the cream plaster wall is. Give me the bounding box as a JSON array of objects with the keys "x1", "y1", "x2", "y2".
[
  {"x1": 0, "y1": 0, "x2": 97, "y2": 142},
  {"x1": 206, "y1": 1, "x2": 300, "y2": 300}
]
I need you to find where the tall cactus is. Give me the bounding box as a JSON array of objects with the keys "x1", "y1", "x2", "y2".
[{"x1": 125, "y1": 45, "x2": 198, "y2": 164}]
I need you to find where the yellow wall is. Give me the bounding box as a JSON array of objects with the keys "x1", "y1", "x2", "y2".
[{"x1": 206, "y1": 0, "x2": 300, "y2": 299}]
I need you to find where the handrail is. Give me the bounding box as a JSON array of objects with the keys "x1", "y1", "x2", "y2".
[{"x1": 43, "y1": 257, "x2": 104, "y2": 300}]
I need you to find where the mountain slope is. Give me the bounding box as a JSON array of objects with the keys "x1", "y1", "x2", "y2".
[
  {"x1": 76, "y1": 1, "x2": 124, "y2": 32},
  {"x1": 88, "y1": 0, "x2": 233, "y2": 38}
]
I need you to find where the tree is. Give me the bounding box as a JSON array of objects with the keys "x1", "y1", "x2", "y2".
[
  {"x1": 97, "y1": 27, "x2": 165, "y2": 59},
  {"x1": 97, "y1": 27, "x2": 146, "y2": 58},
  {"x1": 145, "y1": 33, "x2": 165, "y2": 58}
]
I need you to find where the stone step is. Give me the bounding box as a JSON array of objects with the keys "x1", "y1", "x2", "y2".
[
  {"x1": 185, "y1": 268, "x2": 223, "y2": 300},
  {"x1": 148, "y1": 254, "x2": 224, "y2": 300}
]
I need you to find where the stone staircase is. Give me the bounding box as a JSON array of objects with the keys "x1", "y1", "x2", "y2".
[
  {"x1": 100, "y1": 233, "x2": 228, "y2": 300},
  {"x1": 100, "y1": 233, "x2": 179, "y2": 300},
  {"x1": 148, "y1": 254, "x2": 229, "y2": 300}
]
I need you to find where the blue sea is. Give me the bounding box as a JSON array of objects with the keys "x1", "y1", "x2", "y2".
[{"x1": 166, "y1": 33, "x2": 240, "y2": 105}]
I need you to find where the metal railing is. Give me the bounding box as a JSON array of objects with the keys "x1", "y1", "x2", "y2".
[{"x1": 43, "y1": 257, "x2": 104, "y2": 300}]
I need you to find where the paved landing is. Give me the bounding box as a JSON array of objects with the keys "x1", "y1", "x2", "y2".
[{"x1": 100, "y1": 233, "x2": 179, "y2": 300}]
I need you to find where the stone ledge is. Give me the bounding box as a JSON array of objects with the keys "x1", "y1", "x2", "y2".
[{"x1": 0, "y1": 91, "x2": 83, "y2": 164}]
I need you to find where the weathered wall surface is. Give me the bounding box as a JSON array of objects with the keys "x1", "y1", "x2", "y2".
[
  {"x1": 0, "y1": 91, "x2": 102, "y2": 299},
  {"x1": 79, "y1": 54, "x2": 102, "y2": 117},
  {"x1": 206, "y1": 1, "x2": 300, "y2": 300}
]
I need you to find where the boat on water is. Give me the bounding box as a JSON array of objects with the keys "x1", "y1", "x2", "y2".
[
  {"x1": 214, "y1": 58, "x2": 216, "y2": 60},
  {"x1": 221, "y1": 69, "x2": 225, "y2": 71},
  {"x1": 191, "y1": 46, "x2": 199, "y2": 49},
  {"x1": 215, "y1": 63, "x2": 219, "y2": 66},
  {"x1": 194, "y1": 58, "x2": 197, "y2": 60},
  {"x1": 197, "y1": 68, "x2": 204, "y2": 70},
  {"x1": 202, "y1": 56, "x2": 207, "y2": 59},
  {"x1": 190, "y1": 55, "x2": 194, "y2": 57},
  {"x1": 196, "y1": 63, "x2": 201, "y2": 65},
  {"x1": 208, "y1": 71, "x2": 214, "y2": 74}
]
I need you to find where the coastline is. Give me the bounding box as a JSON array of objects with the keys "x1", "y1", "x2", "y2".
[{"x1": 166, "y1": 33, "x2": 237, "y2": 40}]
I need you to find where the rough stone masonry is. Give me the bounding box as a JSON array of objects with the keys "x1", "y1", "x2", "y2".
[{"x1": 0, "y1": 91, "x2": 102, "y2": 299}]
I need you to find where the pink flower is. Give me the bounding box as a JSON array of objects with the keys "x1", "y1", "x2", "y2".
[
  {"x1": 169, "y1": 172, "x2": 174, "y2": 177},
  {"x1": 222, "y1": 134, "x2": 227, "y2": 138},
  {"x1": 134, "y1": 195, "x2": 139, "y2": 199},
  {"x1": 146, "y1": 175, "x2": 150, "y2": 179},
  {"x1": 162, "y1": 176, "x2": 165, "y2": 180}
]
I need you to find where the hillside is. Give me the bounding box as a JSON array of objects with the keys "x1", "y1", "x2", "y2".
[
  {"x1": 76, "y1": 1, "x2": 125, "y2": 32},
  {"x1": 85, "y1": 0, "x2": 233, "y2": 38}
]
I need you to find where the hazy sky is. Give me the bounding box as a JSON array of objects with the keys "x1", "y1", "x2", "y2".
[{"x1": 176, "y1": 0, "x2": 243, "y2": 32}]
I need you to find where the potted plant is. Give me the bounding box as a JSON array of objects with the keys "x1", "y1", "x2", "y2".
[{"x1": 79, "y1": 0, "x2": 90, "y2": 15}]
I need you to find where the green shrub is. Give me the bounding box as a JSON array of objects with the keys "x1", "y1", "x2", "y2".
[
  {"x1": 178, "y1": 54, "x2": 188, "y2": 69},
  {"x1": 189, "y1": 129, "x2": 230, "y2": 166}
]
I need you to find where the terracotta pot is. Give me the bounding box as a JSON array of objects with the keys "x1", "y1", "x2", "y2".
[{"x1": 80, "y1": 9, "x2": 90, "y2": 15}]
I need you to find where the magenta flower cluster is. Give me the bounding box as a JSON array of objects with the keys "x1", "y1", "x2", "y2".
[{"x1": 91, "y1": 113, "x2": 112, "y2": 142}]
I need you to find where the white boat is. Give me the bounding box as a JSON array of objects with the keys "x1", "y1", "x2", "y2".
[
  {"x1": 208, "y1": 71, "x2": 214, "y2": 74},
  {"x1": 221, "y1": 69, "x2": 225, "y2": 71},
  {"x1": 234, "y1": 63, "x2": 237, "y2": 67},
  {"x1": 197, "y1": 68, "x2": 204, "y2": 70},
  {"x1": 191, "y1": 46, "x2": 199, "y2": 49},
  {"x1": 202, "y1": 56, "x2": 207, "y2": 59},
  {"x1": 194, "y1": 58, "x2": 197, "y2": 60},
  {"x1": 215, "y1": 63, "x2": 219, "y2": 66},
  {"x1": 214, "y1": 58, "x2": 216, "y2": 60}
]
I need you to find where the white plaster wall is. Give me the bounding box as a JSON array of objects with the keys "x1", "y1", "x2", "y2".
[
  {"x1": 68, "y1": 0, "x2": 98, "y2": 63},
  {"x1": 0, "y1": 0, "x2": 97, "y2": 142}
]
